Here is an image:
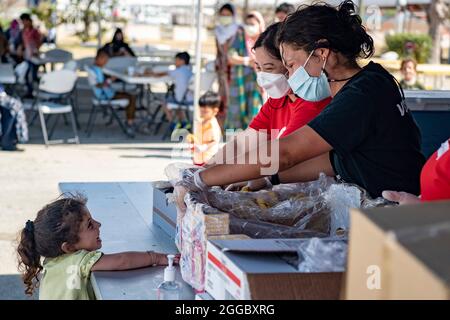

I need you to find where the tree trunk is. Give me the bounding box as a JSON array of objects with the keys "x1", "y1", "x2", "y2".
[
  {"x1": 427, "y1": 0, "x2": 448, "y2": 64},
  {"x1": 82, "y1": 0, "x2": 95, "y2": 43},
  {"x1": 429, "y1": 23, "x2": 441, "y2": 64}
]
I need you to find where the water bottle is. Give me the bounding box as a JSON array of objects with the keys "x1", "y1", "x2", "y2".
[{"x1": 157, "y1": 254, "x2": 180, "y2": 300}]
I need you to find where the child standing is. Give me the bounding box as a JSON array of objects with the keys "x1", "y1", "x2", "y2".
[
  {"x1": 187, "y1": 91, "x2": 222, "y2": 166},
  {"x1": 17, "y1": 194, "x2": 178, "y2": 300}
]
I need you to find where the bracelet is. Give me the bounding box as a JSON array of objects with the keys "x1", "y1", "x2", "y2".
[
  {"x1": 270, "y1": 173, "x2": 281, "y2": 186},
  {"x1": 243, "y1": 57, "x2": 250, "y2": 66}
]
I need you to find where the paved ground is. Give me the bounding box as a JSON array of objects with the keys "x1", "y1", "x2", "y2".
[{"x1": 0, "y1": 87, "x2": 183, "y2": 299}]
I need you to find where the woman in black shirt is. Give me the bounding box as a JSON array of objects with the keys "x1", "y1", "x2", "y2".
[
  {"x1": 183, "y1": 0, "x2": 425, "y2": 198},
  {"x1": 102, "y1": 28, "x2": 135, "y2": 57}
]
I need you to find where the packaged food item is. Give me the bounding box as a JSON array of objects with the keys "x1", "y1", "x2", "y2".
[{"x1": 164, "y1": 163, "x2": 391, "y2": 291}]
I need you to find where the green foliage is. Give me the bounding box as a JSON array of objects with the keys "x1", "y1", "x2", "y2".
[
  {"x1": 31, "y1": 1, "x2": 57, "y2": 29},
  {"x1": 385, "y1": 33, "x2": 432, "y2": 63},
  {"x1": 58, "y1": 0, "x2": 122, "y2": 42}
]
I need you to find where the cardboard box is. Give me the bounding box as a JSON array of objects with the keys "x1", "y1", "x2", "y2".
[
  {"x1": 152, "y1": 185, "x2": 230, "y2": 241},
  {"x1": 205, "y1": 238, "x2": 344, "y2": 300},
  {"x1": 195, "y1": 292, "x2": 215, "y2": 300},
  {"x1": 152, "y1": 184, "x2": 177, "y2": 239},
  {"x1": 346, "y1": 201, "x2": 450, "y2": 300}
]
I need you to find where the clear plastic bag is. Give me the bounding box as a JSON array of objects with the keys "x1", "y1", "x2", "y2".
[
  {"x1": 296, "y1": 238, "x2": 348, "y2": 272},
  {"x1": 323, "y1": 184, "x2": 361, "y2": 236},
  {"x1": 205, "y1": 173, "x2": 334, "y2": 231}
]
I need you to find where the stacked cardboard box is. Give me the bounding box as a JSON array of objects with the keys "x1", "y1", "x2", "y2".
[
  {"x1": 346, "y1": 201, "x2": 450, "y2": 299},
  {"x1": 205, "y1": 238, "x2": 344, "y2": 300}
]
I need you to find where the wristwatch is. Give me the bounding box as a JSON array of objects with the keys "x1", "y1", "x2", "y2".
[{"x1": 269, "y1": 173, "x2": 281, "y2": 186}]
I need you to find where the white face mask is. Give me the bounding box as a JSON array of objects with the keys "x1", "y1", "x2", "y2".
[
  {"x1": 218, "y1": 16, "x2": 233, "y2": 26},
  {"x1": 257, "y1": 72, "x2": 290, "y2": 99},
  {"x1": 244, "y1": 24, "x2": 259, "y2": 37}
]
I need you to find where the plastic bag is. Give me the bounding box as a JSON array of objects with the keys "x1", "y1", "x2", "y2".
[
  {"x1": 323, "y1": 184, "x2": 361, "y2": 236},
  {"x1": 296, "y1": 238, "x2": 348, "y2": 272},
  {"x1": 205, "y1": 173, "x2": 334, "y2": 230}
]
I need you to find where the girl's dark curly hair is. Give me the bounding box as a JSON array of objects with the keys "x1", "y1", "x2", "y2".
[{"x1": 17, "y1": 194, "x2": 87, "y2": 296}]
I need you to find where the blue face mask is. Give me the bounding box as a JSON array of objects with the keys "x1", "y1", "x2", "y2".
[{"x1": 287, "y1": 50, "x2": 331, "y2": 102}]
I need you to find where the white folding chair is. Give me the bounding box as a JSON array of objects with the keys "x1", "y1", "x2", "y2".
[
  {"x1": 36, "y1": 70, "x2": 79, "y2": 146},
  {"x1": 76, "y1": 57, "x2": 95, "y2": 71},
  {"x1": 63, "y1": 60, "x2": 78, "y2": 72}
]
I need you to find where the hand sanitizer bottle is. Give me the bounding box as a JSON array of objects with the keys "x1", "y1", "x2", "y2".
[{"x1": 157, "y1": 254, "x2": 180, "y2": 300}]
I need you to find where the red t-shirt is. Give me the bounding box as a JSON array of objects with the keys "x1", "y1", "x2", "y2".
[
  {"x1": 249, "y1": 94, "x2": 331, "y2": 139},
  {"x1": 420, "y1": 139, "x2": 450, "y2": 201}
]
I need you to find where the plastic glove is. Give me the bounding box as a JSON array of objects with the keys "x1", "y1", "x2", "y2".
[
  {"x1": 194, "y1": 144, "x2": 209, "y2": 153},
  {"x1": 382, "y1": 190, "x2": 420, "y2": 205},
  {"x1": 225, "y1": 177, "x2": 269, "y2": 192},
  {"x1": 173, "y1": 167, "x2": 208, "y2": 211}
]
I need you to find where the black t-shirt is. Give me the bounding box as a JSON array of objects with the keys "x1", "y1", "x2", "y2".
[{"x1": 309, "y1": 62, "x2": 426, "y2": 197}]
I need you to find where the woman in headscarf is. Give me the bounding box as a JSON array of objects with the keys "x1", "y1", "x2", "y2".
[
  {"x1": 226, "y1": 11, "x2": 265, "y2": 130},
  {"x1": 102, "y1": 28, "x2": 135, "y2": 57},
  {"x1": 5, "y1": 19, "x2": 22, "y2": 63},
  {"x1": 214, "y1": 3, "x2": 240, "y2": 127}
]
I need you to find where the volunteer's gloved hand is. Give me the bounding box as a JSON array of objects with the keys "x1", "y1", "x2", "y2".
[
  {"x1": 194, "y1": 144, "x2": 209, "y2": 153},
  {"x1": 173, "y1": 167, "x2": 209, "y2": 211},
  {"x1": 225, "y1": 177, "x2": 270, "y2": 192},
  {"x1": 382, "y1": 190, "x2": 420, "y2": 205}
]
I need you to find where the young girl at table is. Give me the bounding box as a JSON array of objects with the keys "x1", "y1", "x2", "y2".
[{"x1": 17, "y1": 194, "x2": 179, "y2": 300}]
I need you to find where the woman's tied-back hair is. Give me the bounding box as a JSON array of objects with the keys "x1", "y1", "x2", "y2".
[
  {"x1": 277, "y1": 0, "x2": 374, "y2": 66},
  {"x1": 17, "y1": 194, "x2": 88, "y2": 296}
]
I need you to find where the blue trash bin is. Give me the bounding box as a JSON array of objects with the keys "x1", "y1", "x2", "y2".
[{"x1": 405, "y1": 90, "x2": 450, "y2": 158}]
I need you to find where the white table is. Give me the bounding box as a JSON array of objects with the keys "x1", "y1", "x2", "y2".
[
  {"x1": 102, "y1": 68, "x2": 171, "y2": 86},
  {"x1": 59, "y1": 181, "x2": 195, "y2": 300},
  {"x1": 30, "y1": 53, "x2": 71, "y2": 66}
]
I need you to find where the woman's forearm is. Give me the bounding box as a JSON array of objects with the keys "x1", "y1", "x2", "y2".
[
  {"x1": 278, "y1": 152, "x2": 335, "y2": 183},
  {"x1": 207, "y1": 129, "x2": 264, "y2": 167},
  {"x1": 200, "y1": 126, "x2": 332, "y2": 187}
]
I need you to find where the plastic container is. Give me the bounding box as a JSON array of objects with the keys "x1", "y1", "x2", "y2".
[{"x1": 157, "y1": 255, "x2": 180, "y2": 300}]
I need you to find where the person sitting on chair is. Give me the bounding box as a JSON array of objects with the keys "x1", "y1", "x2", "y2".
[
  {"x1": 101, "y1": 28, "x2": 136, "y2": 58},
  {"x1": 87, "y1": 49, "x2": 137, "y2": 137},
  {"x1": 147, "y1": 51, "x2": 193, "y2": 131}
]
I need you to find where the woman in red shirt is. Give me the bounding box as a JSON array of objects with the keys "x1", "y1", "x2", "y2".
[
  {"x1": 209, "y1": 22, "x2": 331, "y2": 190},
  {"x1": 383, "y1": 138, "x2": 450, "y2": 204}
]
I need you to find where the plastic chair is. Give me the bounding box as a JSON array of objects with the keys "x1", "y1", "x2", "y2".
[
  {"x1": 36, "y1": 70, "x2": 79, "y2": 146},
  {"x1": 76, "y1": 57, "x2": 95, "y2": 71},
  {"x1": 63, "y1": 60, "x2": 78, "y2": 72}
]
